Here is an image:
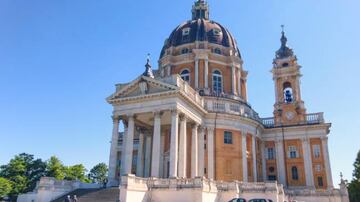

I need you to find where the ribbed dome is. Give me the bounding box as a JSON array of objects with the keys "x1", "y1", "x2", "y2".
[{"x1": 160, "y1": 19, "x2": 241, "y2": 59}]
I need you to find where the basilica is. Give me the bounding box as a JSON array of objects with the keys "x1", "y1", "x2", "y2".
[
  {"x1": 17, "y1": 1, "x2": 349, "y2": 202},
  {"x1": 104, "y1": 1, "x2": 350, "y2": 202}
]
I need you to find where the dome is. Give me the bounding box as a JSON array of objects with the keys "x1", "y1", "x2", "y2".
[{"x1": 160, "y1": 1, "x2": 241, "y2": 59}]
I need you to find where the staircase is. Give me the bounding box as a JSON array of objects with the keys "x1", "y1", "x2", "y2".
[{"x1": 51, "y1": 187, "x2": 120, "y2": 202}]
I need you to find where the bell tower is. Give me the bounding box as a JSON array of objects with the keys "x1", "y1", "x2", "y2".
[{"x1": 272, "y1": 26, "x2": 306, "y2": 126}]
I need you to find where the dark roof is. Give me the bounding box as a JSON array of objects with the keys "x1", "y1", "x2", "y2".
[{"x1": 160, "y1": 19, "x2": 241, "y2": 59}]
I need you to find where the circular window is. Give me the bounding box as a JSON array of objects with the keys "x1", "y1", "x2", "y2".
[{"x1": 269, "y1": 167, "x2": 275, "y2": 173}]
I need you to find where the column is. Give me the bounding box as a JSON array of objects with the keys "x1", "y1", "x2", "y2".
[
  {"x1": 252, "y1": 135, "x2": 257, "y2": 182},
  {"x1": 151, "y1": 112, "x2": 162, "y2": 177},
  {"x1": 232, "y1": 64, "x2": 236, "y2": 95},
  {"x1": 260, "y1": 141, "x2": 267, "y2": 181},
  {"x1": 237, "y1": 68, "x2": 242, "y2": 96},
  {"x1": 302, "y1": 137, "x2": 314, "y2": 187},
  {"x1": 120, "y1": 124, "x2": 128, "y2": 176},
  {"x1": 195, "y1": 58, "x2": 199, "y2": 89},
  {"x1": 204, "y1": 58, "x2": 209, "y2": 89},
  {"x1": 160, "y1": 133, "x2": 165, "y2": 178},
  {"x1": 275, "y1": 139, "x2": 286, "y2": 186},
  {"x1": 124, "y1": 114, "x2": 135, "y2": 175},
  {"x1": 169, "y1": 109, "x2": 179, "y2": 178},
  {"x1": 167, "y1": 65, "x2": 171, "y2": 76},
  {"x1": 144, "y1": 134, "x2": 152, "y2": 177},
  {"x1": 207, "y1": 127, "x2": 215, "y2": 179},
  {"x1": 191, "y1": 124, "x2": 199, "y2": 177},
  {"x1": 108, "y1": 115, "x2": 120, "y2": 186},
  {"x1": 322, "y1": 137, "x2": 334, "y2": 188},
  {"x1": 198, "y1": 127, "x2": 205, "y2": 176},
  {"x1": 136, "y1": 130, "x2": 145, "y2": 177},
  {"x1": 242, "y1": 132, "x2": 248, "y2": 182},
  {"x1": 178, "y1": 114, "x2": 187, "y2": 178}
]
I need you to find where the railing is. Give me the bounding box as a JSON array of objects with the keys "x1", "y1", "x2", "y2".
[
  {"x1": 175, "y1": 76, "x2": 204, "y2": 107},
  {"x1": 205, "y1": 98, "x2": 261, "y2": 123},
  {"x1": 261, "y1": 112, "x2": 325, "y2": 128}
]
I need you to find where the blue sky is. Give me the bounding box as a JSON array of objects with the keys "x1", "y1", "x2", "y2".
[{"x1": 0, "y1": 0, "x2": 359, "y2": 186}]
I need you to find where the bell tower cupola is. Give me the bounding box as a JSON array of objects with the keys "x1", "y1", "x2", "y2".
[
  {"x1": 272, "y1": 26, "x2": 306, "y2": 126},
  {"x1": 192, "y1": 0, "x2": 209, "y2": 20}
]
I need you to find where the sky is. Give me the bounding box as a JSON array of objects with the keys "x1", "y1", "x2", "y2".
[{"x1": 0, "y1": 0, "x2": 359, "y2": 187}]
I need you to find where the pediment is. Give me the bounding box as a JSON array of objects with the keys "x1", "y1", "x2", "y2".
[{"x1": 107, "y1": 76, "x2": 178, "y2": 101}]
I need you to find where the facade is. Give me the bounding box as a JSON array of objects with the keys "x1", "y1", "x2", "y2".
[{"x1": 105, "y1": 1, "x2": 349, "y2": 201}]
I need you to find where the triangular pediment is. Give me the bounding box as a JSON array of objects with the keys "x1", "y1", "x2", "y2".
[{"x1": 107, "y1": 76, "x2": 178, "y2": 102}]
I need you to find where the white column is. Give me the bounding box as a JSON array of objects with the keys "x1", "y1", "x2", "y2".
[
  {"x1": 204, "y1": 58, "x2": 209, "y2": 89},
  {"x1": 252, "y1": 135, "x2": 257, "y2": 182},
  {"x1": 275, "y1": 139, "x2": 286, "y2": 186},
  {"x1": 195, "y1": 58, "x2": 199, "y2": 89},
  {"x1": 144, "y1": 134, "x2": 152, "y2": 177},
  {"x1": 108, "y1": 115, "x2": 120, "y2": 186},
  {"x1": 322, "y1": 137, "x2": 334, "y2": 188},
  {"x1": 169, "y1": 109, "x2": 179, "y2": 178},
  {"x1": 160, "y1": 133, "x2": 165, "y2": 178},
  {"x1": 198, "y1": 127, "x2": 205, "y2": 176},
  {"x1": 120, "y1": 124, "x2": 128, "y2": 176},
  {"x1": 167, "y1": 65, "x2": 171, "y2": 76},
  {"x1": 124, "y1": 115, "x2": 135, "y2": 175},
  {"x1": 151, "y1": 112, "x2": 162, "y2": 177},
  {"x1": 191, "y1": 124, "x2": 199, "y2": 177},
  {"x1": 136, "y1": 130, "x2": 145, "y2": 177},
  {"x1": 237, "y1": 68, "x2": 242, "y2": 96},
  {"x1": 207, "y1": 127, "x2": 215, "y2": 179},
  {"x1": 302, "y1": 137, "x2": 315, "y2": 187},
  {"x1": 232, "y1": 64, "x2": 236, "y2": 95},
  {"x1": 242, "y1": 132, "x2": 248, "y2": 182},
  {"x1": 260, "y1": 141, "x2": 267, "y2": 181},
  {"x1": 178, "y1": 114, "x2": 187, "y2": 178}
]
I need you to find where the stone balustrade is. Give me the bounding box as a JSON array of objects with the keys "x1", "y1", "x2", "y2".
[{"x1": 261, "y1": 112, "x2": 325, "y2": 128}]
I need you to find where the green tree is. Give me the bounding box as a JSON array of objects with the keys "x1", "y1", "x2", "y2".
[
  {"x1": 46, "y1": 156, "x2": 66, "y2": 180},
  {"x1": 89, "y1": 163, "x2": 108, "y2": 183},
  {"x1": 0, "y1": 177, "x2": 12, "y2": 199},
  {"x1": 64, "y1": 164, "x2": 89, "y2": 182},
  {"x1": 348, "y1": 150, "x2": 360, "y2": 202},
  {"x1": 0, "y1": 153, "x2": 46, "y2": 201}
]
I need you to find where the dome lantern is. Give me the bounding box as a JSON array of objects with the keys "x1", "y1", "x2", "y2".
[{"x1": 192, "y1": 0, "x2": 209, "y2": 20}]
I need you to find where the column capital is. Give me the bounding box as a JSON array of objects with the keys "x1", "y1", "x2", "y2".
[
  {"x1": 179, "y1": 113, "x2": 187, "y2": 121},
  {"x1": 171, "y1": 108, "x2": 180, "y2": 116},
  {"x1": 126, "y1": 113, "x2": 136, "y2": 120},
  {"x1": 191, "y1": 123, "x2": 199, "y2": 129},
  {"x1": 321, "y1": 136, "x2": 329, "y2": 142},
  {"x1": 301, "y1": 136, "x2": 310, "y2": 143},
  {"x1": 154, "y1": 111, "x2": 163, "y2": 118},
  {"x1": 112, "y1": 115, "x2": 121, "y2": 123},
  {"x1": 207, "y1": 127, "x2": 214, "y2": 133},
  {"x1": 198, "y1": 126, "x2": 206, "y2": 133}
]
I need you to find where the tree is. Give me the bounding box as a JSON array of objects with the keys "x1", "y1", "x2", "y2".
[
  {"x1": 348, "y1": 150, "x2": 360, "y2": 202},
  {"x1": 89, "y1": 163, "x2": 108, "y2": 184},
  {"x1": 0, "y1": 177, "x2": 12, "y2": 199},
  {"x1": 64, "y1": 164, "x2": 90, "y2": 182},
  {"x1": 0, "y1": 153, "x2": 46, "y2": 201},
  {"x1": 46, "y1": 156, "x2": 66, "y2": 180}
]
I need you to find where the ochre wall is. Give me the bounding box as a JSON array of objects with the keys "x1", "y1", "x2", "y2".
[
  {"x1": 284, "y1": 139, "x2": 306, "y2": 186},
  {"x1": 214, "y1": 128, "x2": 243, "y2": 181},
  {"x1": 310, "y1": 138, "x2": 328, "y2": 189}
]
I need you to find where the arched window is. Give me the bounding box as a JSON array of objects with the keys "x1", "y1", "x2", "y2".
[
  {"x1": 181, "y1": 48, "x2": 189, "y2": 54},
  {"x1": 214, "y1": 48, "x2": 221, "y2": 55},
  {"x1": 291, "y1": 166, "x2": 299, "y2": 180},
  {"x1": 283, "y1": 82, "x2": 293, "y2": 103},
  {"x1": 180, "y1": 69, "x2": 190, "y2": 83},
  {"x1": 212, "y1": 70, "x2": 222, "y2": 93}
]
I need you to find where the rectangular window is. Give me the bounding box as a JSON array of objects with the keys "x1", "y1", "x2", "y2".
[
  {"x1": 268, "y1": 175, "x2": 277, "y2": 181},
  {"x1": 318, "y1": 176, "x2": 324, "y2": 187},
  {"x1": 288, "y1": 146, "x2": 298, "y2": 159},
  {"x1": 267, "y1": 148, "x2": 275, "y2": 160},
  {"x1": 313, "y1": 144, "x2": 321, "y2": 158},
  {"x1": 224, "y1": 131, "x2": 233, "y2": 144}
]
